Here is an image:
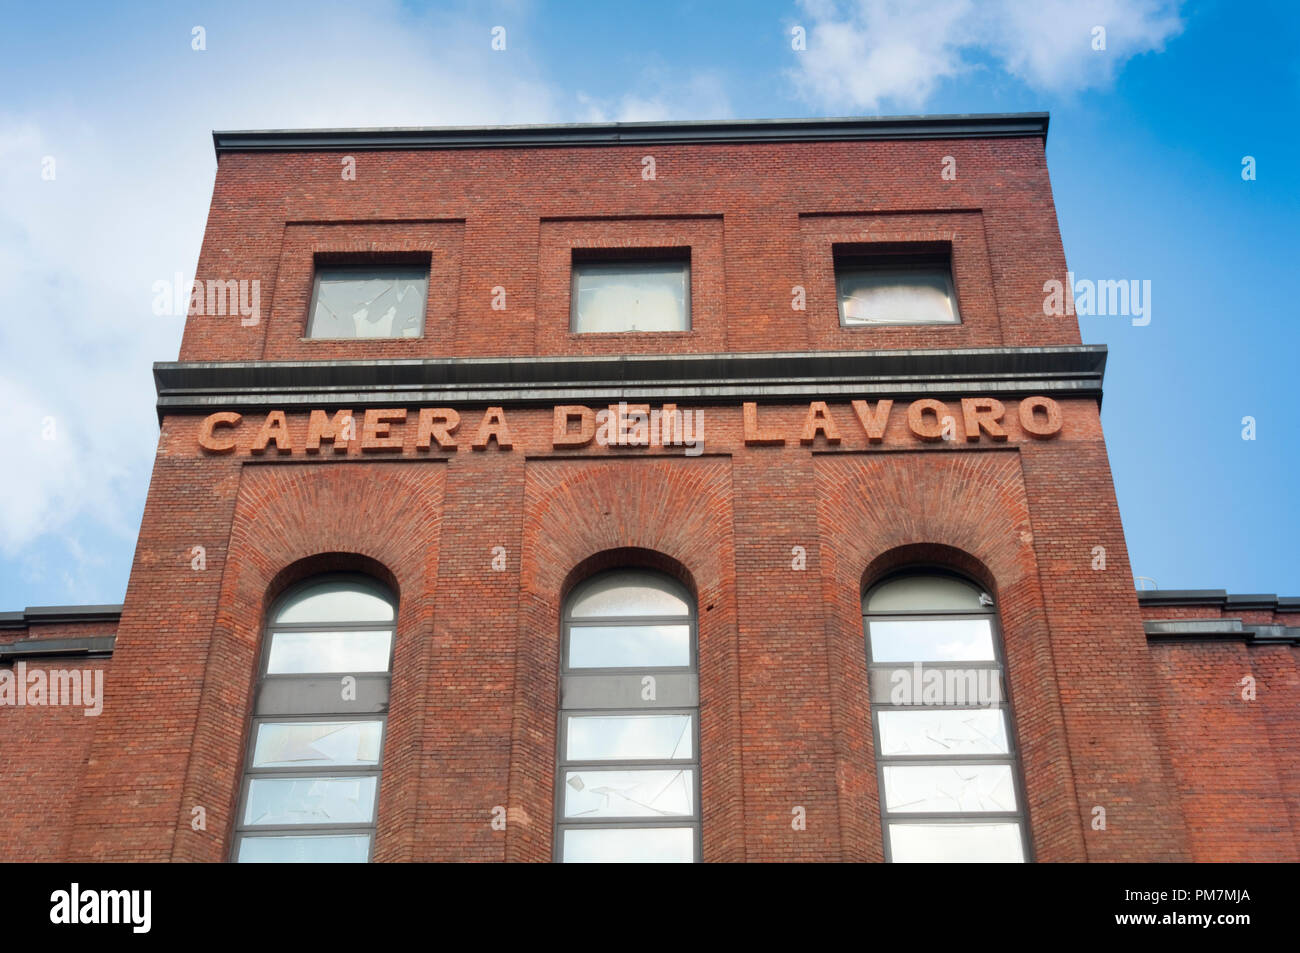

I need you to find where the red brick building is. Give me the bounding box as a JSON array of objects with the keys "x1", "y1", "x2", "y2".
[{"x1": 2, "y1": 114, "x2": 1296, "y2": 863}]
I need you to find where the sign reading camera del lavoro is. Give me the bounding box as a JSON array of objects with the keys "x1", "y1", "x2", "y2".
[{"x1": 195, "y1": 396, "x2": 1064, "y2": 456}]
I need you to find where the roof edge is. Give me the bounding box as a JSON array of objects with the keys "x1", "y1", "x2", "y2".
[
  {"x1": 212, "y1": 113, "x2": 1050, "y2": 156},
  {"x1": 1137, "y1": 590, "x2": 1300, "y2": 613},
  {"x1": 0, "y1": 604, "x2": 124, "y2": 630}
]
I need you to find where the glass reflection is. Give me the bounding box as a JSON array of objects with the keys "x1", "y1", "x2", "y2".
[
  {"x1": 868, "y1": 619, "x2": 994, "y2": 663},
  {"x1": 267, "y1": 630, "x2": 393, "y2": 674},
  {"x1": 252, "y1": 720, "x2": 383, "y2": 768},
  {"x1": 237, "y1": 833, "x2": 371, "y2": 863},
  {"x1": 567, "y1": 624, "x2": 690, "y2": 669},
  {"x1": 564, "y1": 769, "x2": 695, "y2": 818},
  {"x1": 883, "y1": 764, "x2": 1017, "y2": 814},
  {"x1": 566, "y1": 713, "x2": 693, "y2": 761},
  {"x1": 562, "y1": 827, "x2": 694, "y2": 863},
  {"x1": 244, "y1": 776, "x2": 378, "y2": 826}
]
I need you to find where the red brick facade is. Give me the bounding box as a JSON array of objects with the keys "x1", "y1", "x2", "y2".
[{"x1": 2, "y1": 115, "x2": 1295, "y2": 862}]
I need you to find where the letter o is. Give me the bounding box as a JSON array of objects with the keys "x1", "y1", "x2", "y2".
[
  {"x1": 906, "y1": 399, "x2": 948, "y2": 441},
  {"x1": 1018, "y1": 396, "x2": 1062, "y2": 438}
]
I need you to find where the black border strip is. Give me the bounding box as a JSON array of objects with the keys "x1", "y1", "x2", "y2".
[
  {"x1": 153, "y1": 345, "x2": 1106, "y2": 418},
  {"x1": 213, "y1": 113, "x2": 1050, "y2": 155}
]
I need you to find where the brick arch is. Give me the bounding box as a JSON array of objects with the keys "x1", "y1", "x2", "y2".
[
  {"x1": 560, "y1": 546, "x2": 698, "y2": 608},
  {"x1": 812, "y1": 450, "x2": 1087, "y2": 861},
  {"x1": 861, "y1": 542, "x2": 997, "y2": 600},
  {"x1": 264, "y1": 551, "x2": 401, "y2": 612},
  {"x1": 506, "y1": 458, "x2": 743, "y2": 861},
  {"x1": 169, "y1": 461, "x2": 445, "y2": 862}
]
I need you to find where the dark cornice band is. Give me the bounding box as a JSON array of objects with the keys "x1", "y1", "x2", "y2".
[
  {"x1": 213, "y1": 113, "x2": 1050, "y2": 155},
  {"x1": 1137, "y1": 590, "x2": 1300, "y2": 613},
  {"x1": 153, "y1": 345, "x2": 1105, "y2": 418},
  {"x1": 0, "y1": 604, "x2": 123, "y2": 631}
]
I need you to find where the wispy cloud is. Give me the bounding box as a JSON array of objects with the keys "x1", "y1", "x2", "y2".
[{"x1": 789, "y1": 0, "x2": 1185, "y2": 111}]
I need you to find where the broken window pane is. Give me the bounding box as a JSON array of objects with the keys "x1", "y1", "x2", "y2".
[
  {"x1": 244, "y1": 775, "x2": 378, "y2": 826},
  {"x1": 252, "y1": 720, "x2": 384, "y2": 768},
  {"x1": 563, "y1": 769, "x2": 695, "y2": 819},
  {"x1": 566, "y1": 713, "x2": 693, "y2": 761},
  {"x1": 882, "y1": 763, "x2": 1017, "y2": 814},
  {"x1": 308, "y1": 266, "x2": 427, "y2": 339},
  {"x1": 877, "y1": 709, "x2": 1009, "y2": 757}
]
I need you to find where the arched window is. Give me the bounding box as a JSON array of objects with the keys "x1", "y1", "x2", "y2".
[
  {"x1": 863, "y1": 571, "x2": 1029, "y2": 862},
  {"x1": 233, "y1": 573, "x2": 396, "y2": 863},
  {"x1": 556, "y1": 569, "x2": 699, "y2": 862}
]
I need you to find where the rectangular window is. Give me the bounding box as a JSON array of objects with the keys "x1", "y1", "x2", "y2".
[
  {"x1": 236, "y1": 833, "x2": 371, "y2": 864},
  {"x1": 266, "y1": 630, "x2": 393, "y2": 674},
  {"x1": 243, "y1": 775, "x2": 379, "y2": 827},
  {"x1": 565, "y1": 713, "x2": 694, "y2": 761},
  {"x1": 835, "y1": 248, "x2": 959, "y2": 326},
  {"x1": 882, "y1": 763, "x2": 1018, "y2": 814},
  {"x1": 561, "y1": 827, "x2": 695, "y2": 863},
  {"x1": 867, "y1": 618, "x2": 994, "y2": 663},
  {"x1": 571, "y1": 258, "x2": 690, "y2": 333},
  {"x1": 307, "y1": 265, "x2": 427, "y2": 339},
  {"x1": 888, "y1": 822, "x2": 1024, "y2": 863},
  {"x1": 566, "y1": 623, "x2": 691, "y2": 670},
  {"x1": 251, "y1": 720, "x2": 385, "y2": 768},
  {"x1": 876, "y1": 709, "x2": 1010, "y2": 757},
  {"x1": 562, "y1": 768, "x2": 696, "y2": 819}
]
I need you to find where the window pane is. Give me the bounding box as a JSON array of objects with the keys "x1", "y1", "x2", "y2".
[
  {"x1": 267, "y1": 630, "x2": 393, "y2": 674},
  {"x1": 237, "y1": 833, "x2": 371, "y2": 863},
  {"x1": 563, "y1": 769, "x2": 694, "y2": 819},
  {"x1": 569, "y1": 570, "x2": 691, "y2": 618},
  {"x1": 882, "y1": 764, "x2": 1017, "y2": 814},
  {"x1": 573, "y1": 262, "x2": 688, "y2": 333},
  {"x1": 838, "y1": 267, "x2": 957, "y2": 325},
  {"x1": 866, "y1": 575, "x2": 985, "y2": 612},
  {"x1": 244, "y1": 775, "x2": 378, "y2": 826},
  {"x1": 877, "y1": 709, "x2": 1009, "y2": 756},
  {"x1": 567, "y1": 624, "x2": 690, "y2": 669},
  {"x1": 562, "y1": 827, "x2": 694, "y2": 863},
  {"x1": 308, "y1": 267, "x2": 426, "y2": 339},
  {"x1": 889, "y1": 822, "x2": 1024, "y2": 863},
  {"x1": 566, "y1": 713, "x2": 693, "y2": 761},
  {"x1": 275, "y1": 579, "x2": 394, "y2": 624},
  {"x1": 252, "y1": 720, "x2": 384, "y2": 768},
  {"x1": 868, "y1": 619, "x2": 995, "y2": 663}
]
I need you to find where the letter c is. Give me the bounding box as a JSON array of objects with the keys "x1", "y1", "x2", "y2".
[{"x1": 198, "y1": 412, "x2": 242, "y2": 452}]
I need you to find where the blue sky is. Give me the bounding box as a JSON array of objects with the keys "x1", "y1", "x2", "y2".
[{"x1": 0, "y1": 0, "x2": 1295, "y2": 608}]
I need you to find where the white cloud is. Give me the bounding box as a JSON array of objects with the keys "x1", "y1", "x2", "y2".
[
  {"x1": 789, "y1": 0, "x2": 1185, "y2": 110},
  {"x1": 0, "y1": 0, "x2": 732, "y2": 596},
  {"x1": 577, "y1": 70, "x2": 733, "y2": 123}
]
